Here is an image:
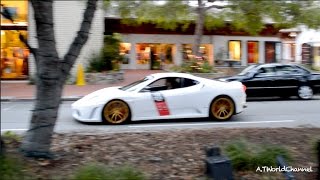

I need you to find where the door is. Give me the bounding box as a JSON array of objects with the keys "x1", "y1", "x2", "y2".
[
  {"x1": 132, "y1": 77, "x2": 203, "y2": 120},
  {"x1": 273, "y1": 65, "x2": 305, "y2": 96},
  {"x1": 160, "y1": 78, "x2": 203, "y2": 117},
  {"x1": 243, "y1": 66, "x2": 277, "y2": 97}
]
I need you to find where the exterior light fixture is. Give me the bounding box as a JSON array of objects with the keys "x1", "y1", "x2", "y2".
[{"x1": 289, "y1": 32, "x2": 297, "y2": 37}]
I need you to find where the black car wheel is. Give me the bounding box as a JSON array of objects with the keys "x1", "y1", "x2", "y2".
[{"x1": 297, "y1": 85, "x2": 313, "y2": 100}]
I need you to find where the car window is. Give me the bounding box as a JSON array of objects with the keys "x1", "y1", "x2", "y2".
[
  {"x1": 293, "y1": 65, "x2": 310, "y2": 74},
  {"x1": 276, "y1": 65, "x2": 296, "y2": 74},
  {"x1": 276, "y1": 65, "x2": 309, "y2": 75},
  {"x1": 239, "y1": 65, "x2": 258, "y2": 75},
  {"x1": 255, "y1": 67, "x2": 275, "y2": 77},
  {"x1": 149, "y1": 78, "x2": 167, "y2": 88},
  {"x1": 143, "y1": 77, "x2": 181, "y2": 92},
  {"x1": 119, "y1": 76, "x2": 152, "y2": 91},
  {"x1": 181, "y1": 78, "x2": 199, "y2": 88}
]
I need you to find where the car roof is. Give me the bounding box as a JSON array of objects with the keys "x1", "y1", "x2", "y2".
[
  {"x1": 257, "y1": 63, "x2": 303, "y2": 68},
  {"x1": 148, "y1": 72, "x2": 199, "y2": 79},
  {"x1": 257, "y1": 63, "x2": 282, "y2": 68}
]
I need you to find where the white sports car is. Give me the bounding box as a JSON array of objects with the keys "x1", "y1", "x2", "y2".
[{"x1": 72, "y1": 72, "x2": 247, "y2": 124}]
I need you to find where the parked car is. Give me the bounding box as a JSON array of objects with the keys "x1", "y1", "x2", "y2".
[
  {"x1": 72, "y1": 73, "x2": 247, "y2": 124},
  {"x1": 219, "y1": 63, "x2": 320, "y2": 99}
]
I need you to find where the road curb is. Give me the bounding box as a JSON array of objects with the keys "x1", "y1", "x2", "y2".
[{"x1": 1, "y1": 96, "x2": 83, "y2": 102}]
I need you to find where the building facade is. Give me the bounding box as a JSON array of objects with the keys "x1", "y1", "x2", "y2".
[
  {"x1": 28, "y1": 1, "x2": 104, "y2": 78},
  {"x1": 1, "y1": 1, "x2": 319, "y2": 81},
  {"x1": 106, "y1": 18, "x2": 285, "y2": 70},
  {"x1": 1, "y1": 0, "x2": 104, "y2": 80}
]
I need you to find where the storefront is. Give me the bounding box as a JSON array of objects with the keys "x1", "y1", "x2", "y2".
[
  {"x1": 247, "y1": 41, "x2": 259, "y2": 64},
  {"x1": 1, "y1": 0, "x2": 29, "y2": 80},
  {"x1": 302, "y1": 42, "x2": 320, "y2": 68},
  {"x1": 135, "y1": 43, "x2": 174, "y2": 70},
  {"x1": 265, "y1": 41, "x2": 281, "y2": 63},
  {"x1": 106, "y1": 18, "x2": 284, "y2": 68},
  {"x1": 182, "y1": 44, "x2": 212, "y2": 62}
]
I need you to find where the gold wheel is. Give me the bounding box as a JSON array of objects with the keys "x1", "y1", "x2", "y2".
[
  {"x1": 103, "y1": 100, "x2": 130, "y2": 124},
  {"x1": 211, "y1": 97, "x2": 234, "y2": 121}
]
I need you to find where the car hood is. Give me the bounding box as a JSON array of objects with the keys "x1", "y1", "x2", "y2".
[{"x1": 72, "y1": 86, "x2": 124, "y2": 106}]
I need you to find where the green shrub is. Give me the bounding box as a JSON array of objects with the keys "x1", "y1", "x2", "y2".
[
  {"x1": 0, "y1": 155, "x2": 31, "y2": 180},
  {"x1": 224, "y1": 139, "x2": 291, "y2": 171},
  {"x1": 86, "y1": 34, "x2": 123, "y2": 72},
  {"x1": 2, "y1": 131, "x2": 21, "y2": 144},
  {"x1": 70, "y1": 163, "x2": 146, "y2": 180},
  {"x1": 170, "y1": 58, "x2": 216, "y2": 73}
]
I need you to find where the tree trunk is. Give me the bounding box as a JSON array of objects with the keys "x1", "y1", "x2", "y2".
[
  {"x1": 20, "y1": 75, "x2": 64, "y2": 157},
  {"x1": 0, "y1": 138, "x2": 5, "y2": 157},
  {"x1": 20, "y1": 0, "x2": 98, "y2": 158},
  {"x1": 193, "y1": 0, "x2": 205, "y2": 57}
]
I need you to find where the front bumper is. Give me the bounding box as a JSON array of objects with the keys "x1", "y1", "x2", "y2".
[{"x1": 71, "y1": 104, "x2": 103, "y2": 123}]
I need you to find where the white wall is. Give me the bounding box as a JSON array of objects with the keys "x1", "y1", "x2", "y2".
[
  {"x1": 295, "y1": 28, "x2": 320, "y2": 63},
  {"x1": 28, "y1": 0, "x2": 104, "y2": 77}
]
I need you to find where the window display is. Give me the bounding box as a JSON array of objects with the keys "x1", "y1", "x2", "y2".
[
  {"x1": 182, "y1": 44, "x2": 210, "y2": 61},
  {"x1": 265, "y1": 42, "x2": 281, "y2": 63},
  {"x1": 119, "y1": 43, "x2": 131, "y2": 64},
  {"x1": 1, "y1": 0, "x2": 29, "y2": 79},
  {"x1": 1, "y1": 30, "x2": 29, "y2": 79},
  {"x1": 247, "y1": 41, "x2": 259, "y2": 64},
  {"x1": 228, "y1": 40, "x2": 241, "y2": 60},
  {"x1": 1, "y1": 0, "x2": 28, "y2": 24},
  {"x1": 136, "y1": 43, "x2": 174, "y2": 69}
]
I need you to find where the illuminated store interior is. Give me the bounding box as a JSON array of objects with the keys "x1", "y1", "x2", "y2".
[{"x1": 1, "y1": 0, "x2": 29, "y2": 79}]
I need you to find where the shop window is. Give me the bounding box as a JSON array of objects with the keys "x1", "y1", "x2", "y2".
[
  {"x1": 182, "y1": 44, "x2": 211, "y2": 61},
  {"x1": 136, "y1": 43, "x2": 174, "y2": 69},
  {"x1": 247, "y1": 41, "x2": 259, "y2": 64},
  {"x1": 301, "y1": 43, "x2": 312, "y2": 64},
  {"x1": 265, "y1": 42, "x2": 281, "y2": 63},
  {"x1": 290, "y1": 43, "x2": 296, "y2": 60},
  {"x1": 228, "y1": 40, "x2": 241, "y2": 60},
  {"x1": 119, "y1": 43, "x2": 131, "y2": 64},
  {"x1": 1, "y1": 30, "x2": 29, "y2": 79},
  {"x1": 1, "y1": 0, "x2": 28, "y2": 24}
]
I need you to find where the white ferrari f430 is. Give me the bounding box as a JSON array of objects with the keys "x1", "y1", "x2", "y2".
[{"x1": 72, "y1": 73, "x2": 247, "y2": 124}]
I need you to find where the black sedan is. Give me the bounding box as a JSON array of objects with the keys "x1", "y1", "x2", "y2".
[{"x1": 219, "y1": 63, "x2": 320, "y2": 100}]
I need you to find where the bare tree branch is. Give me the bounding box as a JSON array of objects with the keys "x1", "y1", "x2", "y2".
[{"x1": 19, "y1": 33, "x2": 37, "y2": 55}]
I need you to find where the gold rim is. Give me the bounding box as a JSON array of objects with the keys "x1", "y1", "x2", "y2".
[
  {"x1": 211, "y1": 97, "x2": 234, "y2": 120},
  {"x1": 103, "y1": 100, "x2": 129, "y2": 124}
]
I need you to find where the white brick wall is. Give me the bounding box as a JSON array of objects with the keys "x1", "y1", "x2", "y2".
[{"x1": 28, "y1": 0, "x2": 104, "y2": 78}]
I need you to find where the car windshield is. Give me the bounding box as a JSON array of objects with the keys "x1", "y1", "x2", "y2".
[
  {"x1": 119, "y1": 76, "x2": 153, "y2": 92},
  {"x1": 238, "y1": 65, "x2": 258, "y2": 75}
]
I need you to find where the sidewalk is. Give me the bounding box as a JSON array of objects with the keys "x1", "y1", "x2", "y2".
[{"x1": 1, "y1": 70, "x2": 164, "y2": 101}]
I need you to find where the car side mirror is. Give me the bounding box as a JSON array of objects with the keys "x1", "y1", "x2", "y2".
[{"x1": 251, "y1": 72, "x2": 259, "y2": 77}]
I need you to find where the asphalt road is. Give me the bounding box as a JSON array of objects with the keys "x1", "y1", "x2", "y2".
[{"x1": 1, "y1": 96, "x2": 320, "y2": 134}]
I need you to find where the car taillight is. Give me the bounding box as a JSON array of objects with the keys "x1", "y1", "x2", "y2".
[{"x1": 242, "y1": 84, "x2": 247, "y2": 92}]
